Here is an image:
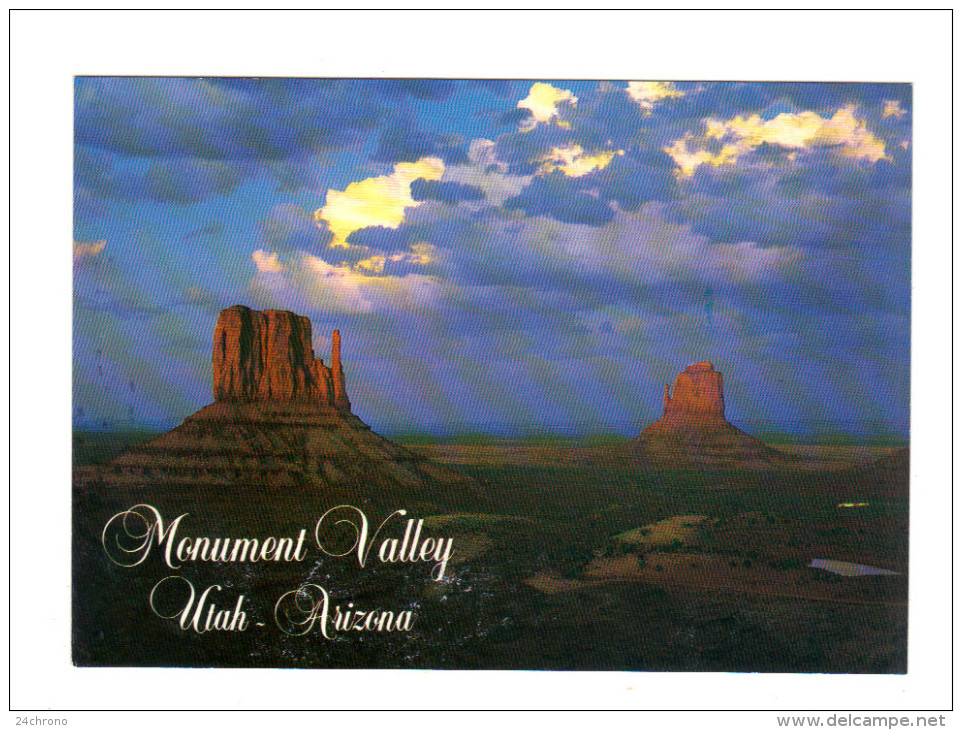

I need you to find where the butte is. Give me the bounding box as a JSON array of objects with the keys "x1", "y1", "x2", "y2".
[
  {"x1": 629, "y1": 361, "x2": 782, "y2": 468},
  {"x1": 74, "y1": 305, "x2": 478, "y2": 496}
]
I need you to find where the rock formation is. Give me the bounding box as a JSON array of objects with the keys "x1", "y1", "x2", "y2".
[
  {"x1": 634, "y1": 362, "x2": 781, "y2": 467},
  {"x1": 74, "y1": 306, "x2": 476, "y2": 496},
  {"x1": 212, "y1": 306, "x2": 345, "y2": 409},
  {"x1": 657, "y1": 362, "x2": 725, "y2": 426}
]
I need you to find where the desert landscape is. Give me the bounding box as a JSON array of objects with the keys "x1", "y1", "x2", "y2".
[
  {"x1": 73, "y1": 306, "x2": 908, "y2": 673},
  {"x1": 71, "y1": 77, "x2": 912, "y2": 675}
]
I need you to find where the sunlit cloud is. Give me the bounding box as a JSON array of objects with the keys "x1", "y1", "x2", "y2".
[
  {"x1": 664, "y1": 137, "x2": 741, "y2": 177},
  {"x1": 314, "y1": 157, "x2": 445, "y2": 247},
  {"x1": 538, "y1": 144, "x2": 624, "y2": 177},
  {"x1": 73, "y1": 79, "x2": 911, "y2": 436},
  {"x1": 517, "y1": 82, "x2": 577, "y2": 129},
  {"x1": 252, "y1": 249, "x2": 284, "y2": 273},
  {"x1": 353, "y1": 243, "x2": 436, "y2": 276},
  {"x1": 250, "y1": 249, "x2": 442, "y2": 316},
  {"x1": 882, "y1": 100, "x2": 908, "y2": 118},
  {"x1": 668, "y1": 106, "x2": 887, "y2": 176},
  {"x1": 708, "y1": 107, "x2": 887, "y2": 160},
  {"x1": 626, "y1": 81, "x2": 684, "y2": 111},
  {"x1": 73, "y1": 239, "x2": 106, "y2": 261}
]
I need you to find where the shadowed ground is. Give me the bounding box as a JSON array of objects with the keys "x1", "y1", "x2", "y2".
[{"x1": 73, "y1": 433, "x2": 907, "y2": 673}]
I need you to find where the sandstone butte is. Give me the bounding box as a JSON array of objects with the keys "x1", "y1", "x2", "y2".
[
  {"x1": 648, "y1": 361, "x2": 726, "y2": 431},
  {"x1": 212, "y1": 305, "x2": 351, "y2": 411},
  {"x1": 634, "y1": 362, "x2": 781, "y2": 467},
  {"x1": 74, "y1": 305, "x2": 477, "y2": 495}
]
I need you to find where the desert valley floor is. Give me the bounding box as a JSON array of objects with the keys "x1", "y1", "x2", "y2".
[{"x1": 73, "y1": 431, "x2": 908, "y2": 673}]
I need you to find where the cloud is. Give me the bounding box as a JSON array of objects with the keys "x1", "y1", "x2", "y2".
[
  {"x1": 664, "y1": 137, "x2": 742, "y2": 176},
  {"x1": 709, "y1": 107, "x2": 887, "y2": 160},
  {"x1": 882, "y1": 100, "x2": 908, "y2": 118},
  {"x1": 353, "y1": 244, "x2": 438, "y2": 276},
  {"x1": 252, "y1": 249, "x2": 284, "y2": 273},
  {"x1": 595, "y1": 148, "x2": 678, "y2": 210},
  {"x1": 663, "y1": 146, "x2": 910, "y2": 251},
  {"x1": 372, "y1": 115, "x2": 469, "y2": 165},
  {"x1": 180, "y1": 285, "x2": 224, "y2": 314},
  {"x1": 73, "y1": 79, "x2": 912, "y2": 436},
  {"x1": 498, "y1": 107, "x2": 533, "y2": 126},
  {"x1": 74, "y1": 239, "x2": 106, "y2": 261},
  {"x1": 668, "y1": 106, "x2": 888, "y2": 176},
  {"x1": 259, "y1": 204, "x2": 332, "y2": 253},
  {"x1": 314, "y1": 157, "x2": 445, "y2": 248},
  {"x1": 440, "y1": 139, "x2": 533, "y2": 206},
  {"x1": 538, "y1": 144, "x2": 624, "y2": 177},
  {"x1": 626, "y1": 81, "x2": 685, "y2": 111},
  {"x1": 73, "y1": 238, "x2": 166, "y2": 322},
  {"x1": 503, "y1": 172, "x2": 615, "y2": 227},
  {"x1": 75, "y1": 77, "x2": 390, "y2": 161},
  {"x1": 516, "y1": 82, "x2": 577, "y2": 129},
  {"x1": 344, "y1": 225, "x2": 410, "y2": 251},
  {"x1": 410, "y1": 178, "x2": 484, "y2": 204},
  {"x1": 371, "y1": 79, "x2": 457, "y2": 100}
]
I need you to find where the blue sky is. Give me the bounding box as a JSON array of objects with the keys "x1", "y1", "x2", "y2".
[{"x1": 73, "y1": 78, "x2": 911, "y2": 437}]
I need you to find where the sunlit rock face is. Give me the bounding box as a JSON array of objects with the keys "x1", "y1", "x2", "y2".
[
  {"x1": 636, "y1": 362, "x2": 781, "y2": 468},
  {"x1": 660, "y1": 361, "x2": 725, "y2": 425},
  {"x1": 212, "y1": 305, "x2": 349, "y2": 411}
]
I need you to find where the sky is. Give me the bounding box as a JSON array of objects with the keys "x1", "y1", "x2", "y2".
[{"x1": 73, "y1": 78, "x2": 911, "y2": 438}]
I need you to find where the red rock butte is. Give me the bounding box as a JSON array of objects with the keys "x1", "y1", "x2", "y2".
[
  {"x1": 74, "y1": 305, "x2": 478, "y2": 495},
  {"x1": 636, "y1": 361, "x2": 781, "y2": 467},
  {"x1": 213, "y1": 305, "x2": 350, "y2": 411},
  {"x1": 658, "y1": 361, "x2": 725, "y2": 426}
]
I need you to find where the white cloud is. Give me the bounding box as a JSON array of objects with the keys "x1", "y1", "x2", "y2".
[
  {"x1": 538, "y1": 144, "x2": 624, "y2": 177},
  {"x1": 667, "y1": 106, "x2": 887, "y2": 175},
  {"x1": 626, "y1": 81, "x2": 684, "y2": 111},
  {"x1": 882, "y1": 100, "x2": 908, "y2": 118},
  {"x1": 663, "y1": 137, "x2": 741, "y2": 177},
  {"x1": 517, "y1": 82, "x2": 577, "y2": 129},
  {"x1": 314, "y1": 157, "x2": 445, "y2": 247},
  {"x1": 251, "y1": 249, "x2": 284, "y2": 273}
]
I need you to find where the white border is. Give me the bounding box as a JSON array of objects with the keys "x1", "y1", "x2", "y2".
[{"x1": 7, "y1": 8, "x2": 953, "y2": 720}]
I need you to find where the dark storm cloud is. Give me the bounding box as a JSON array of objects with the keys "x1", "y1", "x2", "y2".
[
  {"x1": 370, "y1": 79, "x2": 457, "y2": 100},
  {"x1": 503, "y1": 173, "x2": 615, "y2": 226},
  {"x1": 184, "y1": 221, "x2": 224, "y2": 239},
  {"x1": 596, "y1": 149, "x2": 677, "y2": 210},
  {"x1": 344, "y1": 225, "x2": 410, "y2": 251},
  {"x1": 75, "y1": 77, "x2": 391, "y2": 161},
  {"x1": 411, "y1": 178, "x2": 484, "y2": 204},
  {"x1": 73, "y1": 79, "x2": 913, "y2": 437},
  {"x1": 372, "y1": 115, "x2": 470, "y2": 165},
  {"x1": 491, "y1": 122, "x2": 574, "y2": 176},
  {"x1": 469, "y1": 79, "x2": 520, "y2": 98},
  {"x1": 665, "y1": 149, "x2": 910, "y2": 251},
  {"x1": 259, "y1": 204, "x2": 333, "y2": 254},
  {"x1": 497, "y1": 107, "x2": 533, "y2": 126},
  {"x1": 75, "y1": 145, "x2": 247, "y2": 204}
]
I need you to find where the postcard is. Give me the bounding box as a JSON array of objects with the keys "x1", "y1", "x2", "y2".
[{"x1": 69, "y1": 76, "x2": 914, "y2": 675}]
